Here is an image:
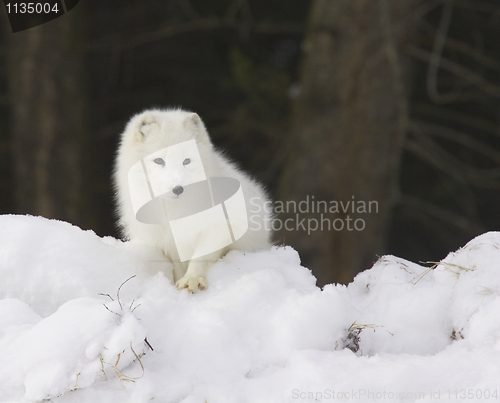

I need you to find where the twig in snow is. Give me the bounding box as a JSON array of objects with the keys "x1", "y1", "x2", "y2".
[
  {"x1": 103, "y1": 304, "x2": 122, "y2": 317},
  {"x1": 144, "y1": 337, "x2": 154, "y2": 351},
  {"x1": 117, "y1": 275, "x2": 136, "y2": 311}
]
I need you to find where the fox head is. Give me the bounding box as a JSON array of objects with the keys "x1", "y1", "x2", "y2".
[
  {"x1": 142, "y1": 139, "x2": 206, "y2": 199},
  {"x1": 122, "y1": 109, "x2": 215, "y2": 199}
]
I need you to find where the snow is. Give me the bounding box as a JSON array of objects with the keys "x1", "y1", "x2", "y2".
[{"x1": 1, "y1": 215, "x2": 500, "y2": 402}]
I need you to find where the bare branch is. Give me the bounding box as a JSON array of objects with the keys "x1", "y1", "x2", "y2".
[
  {"x1": 426, "y1": 0, "x2": 455, "y2": 103},
  {"x1": 116, "y1": 275, "x2": 136, "y2": 311},
  {"x1": 407, "y1": 45, "x2": 500, "y2": 98},
  {"x1": 412, "y1": 103, "x2": 499, "y2": 136},
  {"x1": 405, "y1": 136, "x2": 465, "y2": 183},
  {"x1": 406, "y1": 128, "x2": 500, "y2": 188},
  {"x1": 455, "y1": 0, "x2": 500, "y2": 13},
  {"x1": 445, "y1": 38, "x2": 500, "y2": 72},
  {"x1": 419, "y1": 20, "x2": 500, "y2": 72},
  {"x1": 412, "y1": 120, "x2": 500, "y2": 164},
  {"x1": 89, "y1": 19, "x2": 305, "y2": 52},
  {"x1": 413, "y1": 0, "x2": 446, "y2": 22},
  {"x1": 103, "y1": 304, "x2": 121, "y2": 317},
  {"x1": 400, "y1": 194, "x2": 485, "y2": 233},
  {"x1": 144, "y1": 337, "x2": 154, "y2": 351},
  {"x1": 379, "y1": 0, "x2": 409, "y2": 134}
]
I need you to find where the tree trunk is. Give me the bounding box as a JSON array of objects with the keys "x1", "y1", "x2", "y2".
[
  {"x1": 277, "y1": 0, "x2": 418, "y2": 285},
  {"x1": 6, "y1": 11, "x2": 88, "y2": 227}
]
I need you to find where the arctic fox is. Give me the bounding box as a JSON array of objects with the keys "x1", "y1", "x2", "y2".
[{"x1": 114, "y1": 108, "x2": 272, "y2": 292}]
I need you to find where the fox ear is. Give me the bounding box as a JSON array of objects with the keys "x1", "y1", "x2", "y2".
[
  {"x1": 134, "y1": 113, "x2": 158, "y2": 141},
  {"x1": 184, "y1": 113, "x2": 202, "y2": 128},
  {"x1": 184, "y1": 113, "x2": 211, "y2": 145}
]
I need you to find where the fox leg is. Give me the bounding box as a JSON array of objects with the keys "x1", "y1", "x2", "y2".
[{"x1": 175, "y1": 248, "x2": 225, "y2": 293}]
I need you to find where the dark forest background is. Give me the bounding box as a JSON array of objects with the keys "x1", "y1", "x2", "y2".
[{"x1": 1, "y1": 0, "x2": 500, "y2": 286}]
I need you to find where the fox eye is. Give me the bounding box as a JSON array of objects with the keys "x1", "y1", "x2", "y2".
[
  {"x1": 183, "y1": 158, "x2": 191, "y2": 166},
  {"x1": 154, "y1": 158, "x2": 165, "y2": 166}
]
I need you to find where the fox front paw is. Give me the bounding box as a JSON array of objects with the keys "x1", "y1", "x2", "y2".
[{"x1": 176, "y1": 276, "x2": 207, "y2": 293}]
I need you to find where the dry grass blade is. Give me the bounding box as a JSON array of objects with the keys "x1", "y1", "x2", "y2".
[
  {"x1": 424, "y1": 260, "x2": 472, "y2": 273},
  {"x1": 100, "y1": 355, "x2": 108, "y2": 380},
  {"x1": 410, "y1": 260, "x2": 473, "y2": 285},
  {"x1": 130, "y1": 343, "x2": 145, "y2": 378},
  {"x1": 342, "y1": 321, "x2": 379, "y2": 353},
  {"x1": 102, "y1": 343, "x2": 147, "y2": 389},
  {"x1": 347, "y1": 321, "x2": 376, "y2": 331},
  {"x1": 69, "y1": 372, "x2": 81, "y2": 395},
  {"x1": 464, "y1": 242, "x2": 499, "y2": 250},
  {"x1": 410, "y1": 266, "x2": 435, "y2": 285}
]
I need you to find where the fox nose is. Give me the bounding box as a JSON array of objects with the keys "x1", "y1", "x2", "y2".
[{"x1": 173, "y1": 185, "x2": 184, "y2": 195}]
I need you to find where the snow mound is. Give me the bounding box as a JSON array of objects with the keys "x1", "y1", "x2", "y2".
[{"x1": 1, "y1": 215, "x2": 500, "y2": 402}]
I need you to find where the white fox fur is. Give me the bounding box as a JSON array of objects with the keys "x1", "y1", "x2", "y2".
[{"x1": 114, "y1": 109, "x2": 272, "y2": 292}]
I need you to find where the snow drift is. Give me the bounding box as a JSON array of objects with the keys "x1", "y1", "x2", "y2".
[{"x1": 1, "y1": 215, "x2": 499, "y2": 402}]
